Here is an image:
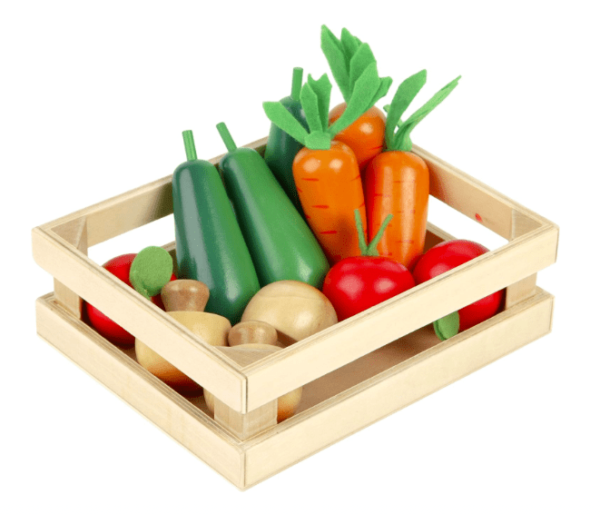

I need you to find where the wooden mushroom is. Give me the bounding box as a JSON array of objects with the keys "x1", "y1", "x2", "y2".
[
  {"x1": 204, "y1": 341, "x2": 303, "y2": 423},
  {"x1": 228, "y1": 320, "x2": 278, "y2": 347},
  {"x1": 135, "y1": 279, "x2": 231, "y2": 395},
  {"x1": 241, "y1": 280, "x2": 338, "y2": 346}
]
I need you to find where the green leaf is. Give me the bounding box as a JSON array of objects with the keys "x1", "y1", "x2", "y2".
[
  {"x1": 433, "y1": 311, "x2": 460, "y2": 340},
  {"x1": 385, "y1": 70, "x2": 427, "y2": 149},
  {"x1": 348, "y1": 43, "x2": 377, "y2": 96},
  {"x1": 393, "y1": 75, "x2": 461, "y2": 151},
  {"x1": 304, "y1": 131, "x2": 331, "y2": 150},
  {"x1": 374, "y1": 76, "x2": 393, "y2": 104},
  {"x1": 263, "y1": 101, "x2": 309, "y2": 146},
  {"x1": 300, "y1": 80, "x2": 324, "y2": 134},
  {"x1": 129, "y1": 246, "x2": 174, "y2": 300},
  {"x1": 321, "y1": 25, "x2": 350, "y2": 101},
  {"x1": 328, "y1": 62, "x2": 380, "y2": 137},
  {"x1": 341, "y1": 28, "x2": 361, "y2": 61},
  {"x1": 307, "y1": 73, "x2": 332, "y2": 131}
]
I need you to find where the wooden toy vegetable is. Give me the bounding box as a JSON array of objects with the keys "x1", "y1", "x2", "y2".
[
  {"x1": 263, "y1": 67, "x2": 389, "y2": 263},
  {"x1": 216, "y1": 122, "x2": 329, "y2": 288},
  {"x1": 365, "y1": 71, "x2": 460, "y2": 269},
  {"x1": 321, "y1": 25, "x2": 392, "y2": 169},
  {"x1": 322, "y1": 211, "x2": 415, "y2": 321},
  {"x1": 241, "y1": 280, "x2": 338, "y2": 346},
  {"x1": 204, "y1": 344, "x2": 303, "y2": 422},
  {"x1": 413, "y1": 240, "x2": 504, "y2": 340},
  {"x1": 130, "y1": 250, "x2": 231, "y2": 395},
  {"x1": 173, "y1": 130, "x2": 260, "y2": 324},
  {"x1": 264, "y1": 67, "x2": 308, "y2": 215},
  {"x1": 228, "y1": 320, "x2": 278, "y2": 347},
  {"x1": 85, "y1": 253, "x2": 175, "y2": 345}
]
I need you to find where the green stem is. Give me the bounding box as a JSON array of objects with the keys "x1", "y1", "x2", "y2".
[
  {"x1": 291, "y1": 67, "x2": 303, "y2": 102},
  {"x1": 182, "y1": 130, "x2": 197, "y2": 161},
  {"x1": 365, "y1": 214, "x2": 393, "y2": 256},
  {"x1": 354, "y1": 209, "x2": 368, "y2": 255},
  {"x1": 216, "y1": 122, "x2": 237, "y2": 152}
]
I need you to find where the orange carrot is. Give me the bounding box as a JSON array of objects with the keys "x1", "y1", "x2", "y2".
[
  {"x1": 263, "y1": 68, "x2": 387, "y2": 264},
  {"x1": 294, "y1": 140, "x2": 366, "y2": 263},
  {"x1": 329, "y1": 105, "x2": 387, "y2": 170},
  {"x1": 365, "y1": 71, "x2": 460, "y2": 269}
]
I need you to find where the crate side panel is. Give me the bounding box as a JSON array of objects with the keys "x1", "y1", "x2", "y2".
[
  {"x1": 32, "y1": 227, "x2": 247, "y2": 412},
  {"x1": 244, "y1": 225, "x2": 558, "y2": 411},
  {"x1": 244, "y1": 291, "x2": 553, "y2": 488},
  {"x1": 35, "y1": 295, "x2": 245, "y2": 488}
]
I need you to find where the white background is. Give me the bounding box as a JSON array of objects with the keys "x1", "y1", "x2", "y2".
[{"x1": 2, "y1": 1, "x2": 599, "y2": 512}]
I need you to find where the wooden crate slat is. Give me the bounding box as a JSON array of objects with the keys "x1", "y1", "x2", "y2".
[
  {"x1": 35, "y1": 295, "x2": 245, "y2": 488},
  {"x1": 416, "y1": 145, "x2": 553, "y2": 239},
  {"x1": 32, "y1": 227, "x2": 248, "y2": 412},
  {"x1": 242, "y1": 289, "x2": 554, "y2": 488},
  {"x1": 243, "y1": 224, "x2": 558, "y2": 411}
]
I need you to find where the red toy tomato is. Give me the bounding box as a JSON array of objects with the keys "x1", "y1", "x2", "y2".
[
  {"x1": 85, "y1": 253, "x2": 176, "y2": 345},
  {"x1": 413, "y1": 239, "x2": 504, "y2": 336},
  {"x1": 323, "y1": 256, "x2": 415, "y2": 321}
]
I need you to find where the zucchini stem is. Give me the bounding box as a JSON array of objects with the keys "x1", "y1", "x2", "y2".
[
  {"x1": 291, "y1": 67, "x2": 303, "y2": 102},
  {"x1": 182, "y1": 130, "x2": 197, "y2": 161},
  {"x1": 217, "y1": 122, "x2": 237, "y2": 152}
]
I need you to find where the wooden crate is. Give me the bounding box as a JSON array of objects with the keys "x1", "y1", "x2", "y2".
[{"x1": 32, "y1": 137, "x2": 558, "y2": 489}]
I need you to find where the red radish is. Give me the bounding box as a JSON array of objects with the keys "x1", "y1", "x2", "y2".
[
  {"x1": 322, "y1": 211, "x2": 415, "y2": 321},
  {"x1": 413, "y1": 240, "x2": 504, "y2": 339},
  {"x1": 85, "y1": 253, "x2": 176, "y2": 345}
]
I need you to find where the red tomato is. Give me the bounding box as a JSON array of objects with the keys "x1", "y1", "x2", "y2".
[
  {"x1": 322, "y1": 256, "x2": 415, "y2": 321},
  {"x1": 85, "y1": 253, "x2": 176, "y2": 345},
  {"x1": 413, "y1": 240, "x2": 504, "y2": 331}
]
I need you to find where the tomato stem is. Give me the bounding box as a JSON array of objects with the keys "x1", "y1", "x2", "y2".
[
  {"x1": 353, "y1": 210, "x2": 393, "y2": 257},
  {"x1": 182, "y1": 130, "x2": 197, "y2": 161},
  {"x1": 354, "y1": 209, "x2": 369, "y2": 255},
  {"x1": 366, "y1": 214, "x2": 393, "y2": 256},
  {"x1": 217, "y1": 122, "x2": 237, "y2": 152}
]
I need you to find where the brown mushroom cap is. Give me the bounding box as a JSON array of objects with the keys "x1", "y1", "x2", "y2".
[
  {"x1": 228, "y1": 320, "x2": 278, "y2": 347},
  {"x1": 161, "y1": 279, "x2": 210, "y2": 312}
]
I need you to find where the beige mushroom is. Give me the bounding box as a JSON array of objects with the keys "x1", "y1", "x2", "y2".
[
  {"x1": 204, "y1": 343, "x2": 303, "y2": 423},
  {"x1": 241, "y1": 280, "x2": 338, "y2": 346},
  {"x1": 135, "y1": 280, "x2": 231, "y2": 395}
]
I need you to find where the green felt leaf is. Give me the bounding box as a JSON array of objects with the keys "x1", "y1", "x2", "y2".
[
  {"x1": 385, "y1": 70, "x2": 427, "y2": 149},
  {"x1": 374, "y1": 76, "x2": 393, "y2": 104},
  {"x1": 300, "y1": 80, "x2": 324, "y2": 134},
  {"x1": 307, "y1": 73, "x2": 332, "y2": 131},
  {"x1": 393, "y1": 75, "x2": 461, "y2": 152},
  {"x1": 130, "y1": 246, "x2": 174, "y2": 300},
  {"x1": 348, "y1": 43, "x2": 377, "y2": 95},
  {"x1": 328, "y1": 62, "x2": 380, "y2": 137},
  {"x1": 263, "y1": 101, "x2": 309, "y2": 146},
  {"x1": 433, "y1": 311, "x2": 460, "y2": 341},
  {"x1": 321, "y1": 25, "x2": 350, "y2": 101},
  {"x1": 341, "y1": 28, "x2": 361, "y2": 61},
  {"x1": 304, "y1": 131, "x2": 331, "y2": 150}
]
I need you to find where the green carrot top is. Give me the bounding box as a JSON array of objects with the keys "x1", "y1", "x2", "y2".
[
  {"x1": 263, "y1": 66, "x2": 390, "y2": 151},
  {"x1": 384, "y1": 70, "x2": 461, "y2": 152},
  {"x1": 321, "y1": 25, "x2": 391, "y2": 106}
]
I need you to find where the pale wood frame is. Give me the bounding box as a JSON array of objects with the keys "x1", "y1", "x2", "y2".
[
  {"x1": 35, "y1": 287, "x2": 554, "y2": 489},
  {"x1": 32, "y1": 139, "x2": 558, "y2": 487}
]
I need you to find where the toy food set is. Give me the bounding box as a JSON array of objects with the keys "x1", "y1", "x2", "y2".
[{"x1": 32, "y1": 26, "x2": 558, "y2": 489}]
